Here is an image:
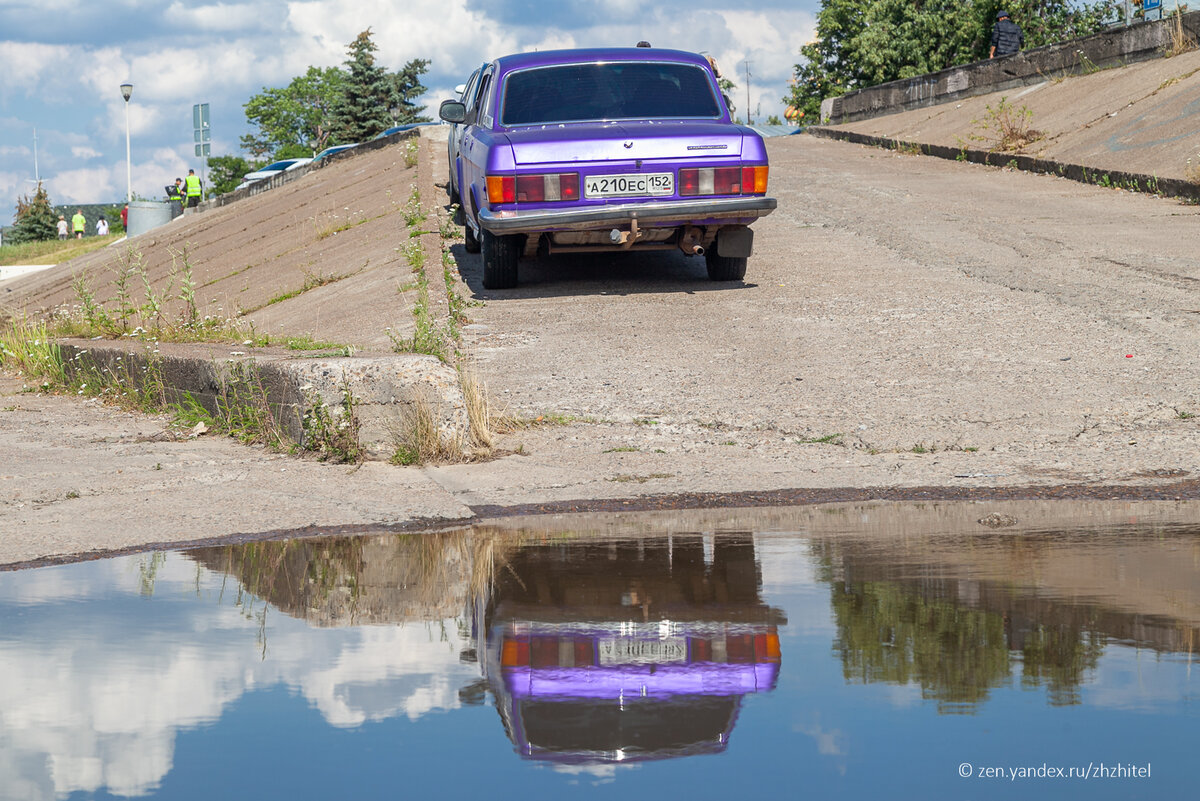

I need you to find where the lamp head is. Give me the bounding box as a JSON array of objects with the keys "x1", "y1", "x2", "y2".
[{"x1": 120, "y1": 83, "x2": 133, "y2": 101}]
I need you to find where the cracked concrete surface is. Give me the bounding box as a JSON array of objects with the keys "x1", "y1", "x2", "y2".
[{"x1": 4, "y1": 82, "x2": 1200, "y2": 566}]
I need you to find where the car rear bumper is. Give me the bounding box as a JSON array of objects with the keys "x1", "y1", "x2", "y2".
[{"x1": 478, "y1": 196, "x2": 776, "y2": 235}]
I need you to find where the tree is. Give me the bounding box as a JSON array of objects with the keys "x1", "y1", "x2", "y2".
[
  {"x1": 331, "y1": 29, "x2": 394, "y2": 142},
  {"x1": 787, "y1": 0, "x2": 1117, "y2": 121},
  {"x1": 389, "y1": 58, "x2": 431, "y2": 124},
  {"x1": 241, "y1": 66, "x2": 346, "y2": 159},
  {"x1": 103, "y1": 205, "x2": 125, "y2": 234},
  {"x1": 9, "y1": 183, "x2": 57, "y2": 243},
  {"x1": 207, "y1": 154, "x2": 254, "y2": 195}
]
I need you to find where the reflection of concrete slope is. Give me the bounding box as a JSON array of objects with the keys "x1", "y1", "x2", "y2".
[{"x1": 0, "y1": 555, "x2": 474, "y2": 801}]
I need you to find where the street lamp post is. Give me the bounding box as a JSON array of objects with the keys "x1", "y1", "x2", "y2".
[{"x1": 120, "y1": 82, "x2": 133, "y2": 204}]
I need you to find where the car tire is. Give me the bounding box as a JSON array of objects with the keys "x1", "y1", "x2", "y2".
[
  {"x1": 481, "y1": 229, "x2": 519, "y2": 289},
  {"x1": 705, "y1": 251, "x2": 747, "y2": 281}
]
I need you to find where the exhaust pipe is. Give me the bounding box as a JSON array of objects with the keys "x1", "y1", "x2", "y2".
[{"x1": 678, "y1": 225, "x2": 704, "y2": 256}]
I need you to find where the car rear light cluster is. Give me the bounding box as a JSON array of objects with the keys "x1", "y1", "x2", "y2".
[
  {"x1": 487, "y1": 173, "x2": 580, "y2": 205},
  {"x1": 679, "y1": 165, "x2": 769, "y2": 196}
]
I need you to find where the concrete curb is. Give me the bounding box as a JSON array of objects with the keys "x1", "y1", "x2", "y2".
[
  {"x1": 806, "y1": 126, "x2": 1200, "y2": 203},
  {"x1": 822, "y1": 11, "x2": 1200, "y2": 124},
  {"x1": 57, "y1": 340, "x2": 470, "y2": 460}
]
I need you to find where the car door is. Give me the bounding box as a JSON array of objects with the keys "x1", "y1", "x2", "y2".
[
  {"x1": 449, "y1": 66, "x2": 484, "y2": 196},
  {"x1": 459, "y1": 65, "x2": 496, "y2": 226}
]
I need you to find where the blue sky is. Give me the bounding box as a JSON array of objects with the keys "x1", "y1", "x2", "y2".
[{"x1": 0, "y1": 0, "x2": 817, "y2": 216}]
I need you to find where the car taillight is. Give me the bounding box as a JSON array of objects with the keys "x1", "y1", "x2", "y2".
[
  {"x1": 679, "y1": 165, "x2": 768, "y2": 196},
  {"x1": 487, "y1": 173, "x2": 579, "y2": 206},
  {"x1": 500, "y1": 635, "x2": 596, "y2": 668},
  {"x1": 689, "y1": 629, "x2": 781, "y2": 663},
  {"x1": 744, "y1": 165, "x2": 769, "y2": 193}
]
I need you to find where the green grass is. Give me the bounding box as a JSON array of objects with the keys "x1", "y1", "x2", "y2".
[
  {"x1": 0, "y1": 235, "x2": 119, "y2": 267},
  {"x1": 263, "y1": 267, "x2": 355, "y2": 308},
  {"x1": 603, "y1": 445, "x2": 639, "y2": 453},
  {"x1": 797, "y1": 433, "x2": 844, "y2": 445},
  {"x1": 284, "y1": 334, "x2": 349, "y2": 351}
]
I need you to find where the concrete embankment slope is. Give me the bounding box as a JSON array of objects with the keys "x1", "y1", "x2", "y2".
[
  {"x1": 816, "y1": 14, "x2": 1200, "y2": 195},
  {"x1": 0, "y1": 129, "x2": 478, "y2": 456}
]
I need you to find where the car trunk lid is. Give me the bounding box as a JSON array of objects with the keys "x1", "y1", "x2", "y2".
[{"x1": 505, "y1": 121, "x2": 746, "y2": 166}]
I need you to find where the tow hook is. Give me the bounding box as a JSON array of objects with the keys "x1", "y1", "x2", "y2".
[{"x1": 609, "y1": 218, "x2": 641, "y2": 249}]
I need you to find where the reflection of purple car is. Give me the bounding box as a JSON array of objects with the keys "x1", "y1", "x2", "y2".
[
  {"x1": 490, "y1": 621, "x2": 781, "y2": 764},
  {"x1": 438, "y1": 47, "x2": 776, "y2": 289}
]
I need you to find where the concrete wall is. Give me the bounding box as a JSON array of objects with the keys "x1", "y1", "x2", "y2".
[{"x1": 822, "y1": 11, "x2": 1200, "y2": 124}]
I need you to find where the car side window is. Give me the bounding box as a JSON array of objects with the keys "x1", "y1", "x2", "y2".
[
  {"x1": 475, "y1": 70, "x2": 495, "y2": 128},
  {"x1": 459, "y1": 69, "x2": 480, "y2": 103},
  {"x1": 464, "y1": 69, "x2": 487, "y2": 124}
]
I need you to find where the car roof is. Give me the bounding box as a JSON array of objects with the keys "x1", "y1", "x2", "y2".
[{"x1": 494, "y1": 47, "x2": 709, "y2": 72}]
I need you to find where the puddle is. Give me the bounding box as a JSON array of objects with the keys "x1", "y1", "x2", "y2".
[{"x1": 1, "y1": 501, "x2": 1197, "y2": 799}]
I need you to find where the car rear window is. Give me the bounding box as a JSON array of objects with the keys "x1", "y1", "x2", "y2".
[{"x1": 501, "y1": 62, "x2": 722, "y2": 126}]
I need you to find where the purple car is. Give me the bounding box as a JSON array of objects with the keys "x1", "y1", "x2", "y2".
[{"x1": 438, "y1": 47, "x2": 776, "y2": 289}]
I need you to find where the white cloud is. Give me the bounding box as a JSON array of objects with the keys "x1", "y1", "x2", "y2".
[
  {"x1": 0, "y1": 0, "x2": 816, "y2": 209},
  {"x1": 162, "y1": 1, "x2": 273, "y2": 33},
  {"x1": 0, "y1": 43, "x2": 75, "y2": 100},
  {"x1": 0, "y1": 552, "x2": 479, "y2": 800}
]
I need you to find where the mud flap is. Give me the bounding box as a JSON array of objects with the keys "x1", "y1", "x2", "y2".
[{"x1": 716, "y1": 226, "x2": 754, "y2": 258}]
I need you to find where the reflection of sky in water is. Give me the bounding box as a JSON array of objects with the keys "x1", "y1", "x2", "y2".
[
  {"x1": 0, "y1": 527, "x2": 1195, "y2": 801},
  {"x1": 0, "y1": 557, "x2": 478, "y2": 800}
]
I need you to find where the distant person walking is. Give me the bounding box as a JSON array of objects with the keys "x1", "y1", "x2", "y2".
[
  {"x1": 57, "y1": 215, "x2": 69, "y2": 240},
  {"x1": 990, "y1": 10, "x2": 1025, "y2": 58},
  {"x1": 71, "y1": 209, "x2": 86, "y2": 239},
  {"x1": 96, "y1": 217, "x2": 109, "y2": 236},
  {"x1": 120, "y1": 204, "x2": 128, "y2": 231},
  {"x1": 184, "y1": 169, "x2": 203, "y2": 208}
]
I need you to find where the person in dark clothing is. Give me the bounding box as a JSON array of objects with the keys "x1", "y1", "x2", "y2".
[{"x1": 990, "y1": 10, "x2": 1025, "y2": 58}]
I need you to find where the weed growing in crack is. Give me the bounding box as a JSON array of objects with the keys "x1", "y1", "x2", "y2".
[
  {"x1": 797, "y1": 433, "x2": 844, "y2": 445},
  {"x1": 388, "y1": 393, "x2": 463, "y2": 465},
  {"x1": 969, "y1": 97, "x2": 1042, "y2": 153},
  {"x1": 301, "y1": 382, "x2": 363, "y2": 463},
  {"x1": 171, "y1": 362, "x2": 288, "y2": 448},
  {"x1": 58, "y1": 245, "x2": 266, "y2": 344},
  {"x1": 403, "y1": 186, "x2": 425, "y2": 226}
]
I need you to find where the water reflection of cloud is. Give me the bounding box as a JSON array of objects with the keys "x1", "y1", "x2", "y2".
[
  {"x1": 551, "y1": 763, "x2": 623, "y2": 782},
  {"x1": 0, "y1": 554, "x2": 475, "y2": 800},
  {"x1": 1081, "y1": 645, "x2": 1196, "y2": 713}
]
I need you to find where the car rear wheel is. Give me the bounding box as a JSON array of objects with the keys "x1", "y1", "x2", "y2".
[
  {"x1": 481, "y1": 229, "x2": 519, "y2": 289},
  {"x1": 705, "y1": 251, "x2": 747, "y2": 281}
]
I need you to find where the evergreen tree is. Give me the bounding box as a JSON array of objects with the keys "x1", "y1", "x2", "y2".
[
  {"x1": 10, "y1": 183, "x2": 57, "y2": 243},
  {"x1": 331, "y1": 29, "x2": 394, "y2": 142},
  {"x1": 787, "y1": 0, "x2": 1117, "y2": 120},
  {"x1": 389, "y1": 58, "x2": 432, "y2": 124}
]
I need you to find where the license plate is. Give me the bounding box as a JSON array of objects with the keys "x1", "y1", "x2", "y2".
[
  {"x1": 584, "y1": 172, "x2": 674, "y2": 198},
  {"x1": 597, "y1": 637, "x2": 687, "y2": 665}
]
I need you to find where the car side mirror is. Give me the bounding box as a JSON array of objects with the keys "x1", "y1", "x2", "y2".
[{"x1": 439, "y1": 100, "x2": 467, "y2": 124}]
